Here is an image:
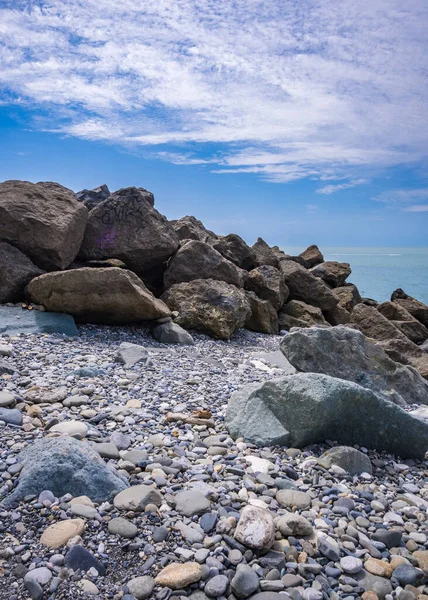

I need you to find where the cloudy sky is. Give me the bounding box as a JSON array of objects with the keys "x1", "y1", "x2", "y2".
[{"x1": 1, "y1": 0, "x2": 427, "y2": 246}]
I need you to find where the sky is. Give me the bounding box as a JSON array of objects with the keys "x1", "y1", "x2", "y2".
[{"x1": 0, "y1": 0, "x2": 427, "y2": 247}]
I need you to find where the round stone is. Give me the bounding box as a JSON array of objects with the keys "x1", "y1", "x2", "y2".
[
  {"x1": 127, "y1": 576, "x2": 155, "y2": 599},
  {"x1": 50, "y1": 420, "x2": 88, "y2": 437},
  {"x1": 204, "y1": 574, "x2": 229, "y2": 597},
  {"x1": 340, "y1": 556, "x2": 363, "y2": 574},
  {"x1": 108, "y1": 517, "x2": 138, "y2": 539},
  {"x1": 155, "y1": 562, "x2": 202, "y2": 589}
]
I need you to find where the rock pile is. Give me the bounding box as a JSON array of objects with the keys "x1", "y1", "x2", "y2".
[{"x1": 1, "y1": 179, "x2": 428, "y2": 366}]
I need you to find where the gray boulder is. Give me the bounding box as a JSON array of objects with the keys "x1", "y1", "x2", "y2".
[
  {"x1": 211, "y1": 234, "x2": 255, "y2": 270},
  {"x1": 280, "y1": 326, "x2": 428, "y2": 406},
  {"x1": 244, "y1": 292, "x2": 278, "y2": 334},
  {"x1": 279, "y1": 261, "x2": 338, "y2": 311},
  {"x1": 225, "y1": 372, "x2": 428, "y2": 458},
  {"x1": 0, "y1": 242, "x2": 44, "y2": 303},
  {"x1": 299, "y1": 244, "x2": 324, "y2": 267},
  {"x1": 2, "y1": 437, "x2": 128, "y2": 507},
  {"x1": 251, "y1": 238, "x2": 279, "y2": 267},
  {"x1": 170, "y1": 215, "x2": 216, "y2": 243},
  {"x1": 0, "y1": 307, "x2": 77, "y2": 336},
  {"x1": 79, "y1": 187, "x2": 179, "y2": 275},
  {"x1": 152, "y1": 321, "x2": 195, "y2": 345},
  {"x1": 0, "y1": 180, "x2": 88, "y2": 270},
  {"x1": 75, "y1": 184, "x2": 111, "y2": 211},
  {"x1": 162, "y1": 279, "x2": 251, "y2": 340},
  {"x1": 310, "y1": 261, "x2": 351, "y2": 288},
  {"x1": 164, "y1": 240, "x2": 244, "y2": 289},
  {"x1": 245, "y1": 265, "x2": 288, "y2": 310}
]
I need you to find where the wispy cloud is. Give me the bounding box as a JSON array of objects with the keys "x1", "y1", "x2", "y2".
[
  {"x1": 316, "y1": 179, "x2": 367, "y2": 195},
  {"x1": 374, "y1": 188, "x2": 428, "y2": 210},
  {"x1": 1, "y1": 0, "x2": 427, "y2": 186}
]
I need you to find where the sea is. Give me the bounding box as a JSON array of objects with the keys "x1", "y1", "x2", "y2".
[{"x1": 282, "y1": 247, "x2": 428, "y2": 305}]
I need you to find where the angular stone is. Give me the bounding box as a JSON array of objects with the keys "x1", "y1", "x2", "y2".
[
  {"x1": 276, "y1": 490, "x2": 311, "y2": 510},
  {"x1": 113, "y1": 485, "x2": 162, "y2": 511},
  {"x1": 354, "y1": 570, "x2": 393, "y2": 600},
  {"x1": 333, "y1": 284, "x2": 362, "y2": 312},
  {"x1": 65, "y1": 545, "x2": 106, "y2": 576},
  {"x1": 252, "y1": 238, "x2": 279, "y2": 268},
  {"x1": 76, "y1": 183, "x2": 111, "y2": 211},
  {"x1": 279, "y1": 260, "x2": 338, "y2": 311},
  {"x1": 0, "y1": 242, "x2": 44, "y2": 303},
  {"x1": 170, "y1": 215, "x2": 216, "y2": 243},
  {"x1": 0, "y1": 180, "x2": 87, "y2": 270},
  {"x1": 245, "y1": 291, "x2": 278, "y2": 334},
  {"x1": 280, "y1": 326, "x2": 428, "y2": 406},
  {"x1": 278, "y1": 299, "x2": 329, "y2": 330},
  {"x1": 175, "y1": 490, "x2": 211, "y2": 517},
  {"x1": 310, "y1": 261, "x2": 351, "y2": 287},
  {"x1": 115, "y1": 342, "x2": 148, "y2": 367},
  {"x1": 299, "y1": 245, "x2": 324, "y2": 267},
  {"x1": 231, "y1": 563, "x2": 260, "y2": 598},
  {"x1": 27, "y1": 268, "x2": 170, "y2": 325},
  {"x1": 234, "y1": 505, "x2": 275, "y2": 549},
  {"x1": 155, "y1": 562, "x2": 202, "y2": 589},
  {"x1": 211, "y1": 233, "x2": 255, "y2": 270},
  {"x1": 40, "y1": 519, "x2": 86, "y2": 548},
  {"x1": 245, "y1": 265, "x2": 288, "y2": 310},
  {"x1": 0, "y1": 306, "x2": 78, "y2": 337},
  {"x1": 164, "y1": 240, "x2": 244, "y2": 289},
  {"x1": 162, "y1": 279, "x2": 251, "y2": 340},
  {"x1": 152, "y1": 321, "x2": 195, "y2": 345}
]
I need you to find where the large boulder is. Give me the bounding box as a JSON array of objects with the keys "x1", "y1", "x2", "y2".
[
  {"x1": 2, "y1": 437, "x2": 128, "y2": 508},
  {"x1": 79, "y1": 187, "x2": 179, "y2": 274},
  {"x1": 280, "y1": 326, "x2": 428, "y2": 406},
  {"x1": 251, "y1": 238, "x2": 279, "y2": 267},
  {"x1": 0, "y1": 180, "x2": 88, "y2": 270},
  {"x1": 299, "y1": 244, "x2": 324, "y2": 267},
  {"x1": 310, "y1": 261, "x2": 351, "y2": 288},
  {"x1": 162, "y1": 279, "x2": 251, "y2": 340},
  {"x1": 377, "y1": 301, "x2": 428, "y2": 344},
  {"x1": 333, "y1": 284, "x2": 362, "y2": 312},
  {"x1": 279, "y1": 261, "x2": 338, "y2": 311},
  {"x1": 26, "y1": 268, "x2": 170, "y2": 324},
  {"x1": 225, "y1": 372, "x2": 428, "y2": 458},
  {"x1": 0, "y1": 242, "x2": 44, "y2": 303},
  {"x1": 75, "y1": 184, "x2": 111, "y2": 211},
  {"x1": 211, "y1": 234, "x2": 255, "y2": 270},
  {"x1": 170, "y1": 215, "x2": 216, "y2": 243},
  {"x1": 351, "y1": 304, "x2": 428, "y2": 378},
  {"x1": 163, "y1": 240, "x2": 244, "y2": 289},
  {"x1": 278, "y1": 300, "x2": 330, "y2": 330},
  {"x1": 0, "y1": 307, "x2": 78, "y2": 336},
  {"x1": 391, "y1": 289, "x2": 428, "y2": 327},
  {"x1": 323, "y1": 304, "x2": 351, "y2": 326},
  {"x1": 244, "y1": 291, "x2": 278, "y2": 334},
  {"x1": 245, "y1": 265, "x2": 288, "y2": 310}
]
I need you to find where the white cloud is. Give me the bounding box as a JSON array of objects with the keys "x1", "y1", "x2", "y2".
[
  {"x1": 403, "y1": 205, "x2": 428, "y2": 212},
  {"x1": 317, "y1": 179, "x2": 367, "y2": 194},
  {"x1": 1, "y1": 0, "x2": 427, "y2": 186},
  {"x1": 373, "y1": 188, "x2": 428, "y2": 210}
]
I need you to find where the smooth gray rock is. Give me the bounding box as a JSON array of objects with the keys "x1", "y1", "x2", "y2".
[
  {"x1": 115, "y1": 342, "x2": 148, "y2": 367},
  {"x1": 175, "y1": 490, "x2": 211, "y2": 516},
  {"x1": 152, "y1": 321, "x2": 194, "y2": 345},
  {"x1": 0, "y1": 407, "x2": 22, "y2": 425},
  {"x1": 108, "y1": 517, "x2": 138, "y2": 539},
  {"x1": 113, "y1": 485, "x2": 162, "y2": 511},
  {"x1": 0, "y1": 306, "x2": 78, "y2": 336},
  {"x1": 234, "y1": 505, "x2": 275, "y2": 549},
  {"x1": 354, "y1": 570, "x2": 393, "y2": 599},
  {"x1": 127, "y1": 575, "x2": 155, "y2": 599},
  {"x1": 204, "y1": 574, "x2": 229, "y2": 597},
  {"x1": 318, "y1": 446, "x2": 372, "y2": 475},
  {"x1": 225, "y1": 372, "x2": 428, "y2": 458},
  {"x1": 280, "y1": 326, "x2": 428, "y2": 406},
  {"x1": 2, "y1": 437, "x2": 128, "y2": 507},
  {"x1": 0, "y1": 358, "x2": 17, "y2": 374},
  {"x1": 231, "y1": 564, "x2": 260, "y2": 598}
]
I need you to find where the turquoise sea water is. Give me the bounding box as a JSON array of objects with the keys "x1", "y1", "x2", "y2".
[{"x1": 282, "y1": 247, "x2": 428, "y2": 305}]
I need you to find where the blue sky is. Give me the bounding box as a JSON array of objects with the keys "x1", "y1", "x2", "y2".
[{"x1": 1, "y1": 0, "x2": 427, "y2": 247}]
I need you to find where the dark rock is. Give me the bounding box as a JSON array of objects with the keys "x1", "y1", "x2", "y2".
[
  {"x1": 245, "y1": 265, "x2": 288, "y2": 310},
  {"x1": 76, "y1": 183, "x2": 111, "y2": 211},
  {"x1": 371, "y1": 528, "x2": 402, "y2": 548},
  {"x1": 2, "y1": 437, "x2": 128, "y2": 507},
  {"x1": 65, "y1": 545, "x2": 106, "y2": 576},
  {"x1": 310, "y1": 261, "x2": 351, "y2": 288},
  {"x1": 225, "y1": 372, "x2": 428, "y2": 458},
  {"x1": 164, "y1": 240, "x2": 244, "y2": 289},
  {"x1": 231, "y1": 563, "x2": 259, "y2": 598},
  {"x1": 245, "y1": 291, "x2": 278, "y2": 334},
  {"x1": 152, "y1": 321, "x2": 195, "y2": 345},
  {"x1": 278, "y1": 299, "x2": 330, "y2": 330},
  {"x1": 0, "y1": 180, "x2": 87, "y2": 270},
  {"x1": 392, "y1": 564, "x2": 424, "y2": 586},
  {"x1": 170, "y1": 215, "x2": 216, "y2": 243},
  {"x1": 391, "y1": 289, "x2": 428, "y2": 328},
  {"x1": 162, "y1": 279, "x2": 251, "y2": 340},
  {"x1": 299, "y1": 245, "x2": 324, "y2": 267},
  {"x1": 333, "y1": 284, "x2": 362, "y2": 312},
  {"x1": 251, "y1": 238, "x2": 279, "y2": 268},
  {"x1": 279, "y1": 261, "x2": 338, "y2": 311},
  {"x1": 0, "y1": 242, "x2": 44, "y2": 303},
  {"x1": 211, "y1": 233, "x2": 255, "y2": 270},
  {"x1": 79, "y1": 187, "x2": 179, "y2": 275}
]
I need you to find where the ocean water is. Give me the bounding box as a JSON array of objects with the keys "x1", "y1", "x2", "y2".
[{"x1": 282, "y1": 247, "x2": 428, "y2": 305}]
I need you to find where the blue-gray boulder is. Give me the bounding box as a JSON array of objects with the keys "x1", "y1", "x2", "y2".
[
  {"x1": 2, "y1": 437, "x2": 128, "y2": 507},
  {"x1": 225, "y1": 372, "x2": 428, "y2": 458},
  {"x1": 0, "y1": 306, "x2": 77, "y2": 336}
]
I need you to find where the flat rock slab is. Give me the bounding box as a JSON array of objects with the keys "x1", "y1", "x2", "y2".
[
  {"x1": 250, "y1": 350, "x2": 295, "y2": 373},
  {"x1": 0, "y1": 306, "x2": 78, "y2": 336},
  {"x1": 175, "y1": 490, "x2": 211, "y2": 516}
]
